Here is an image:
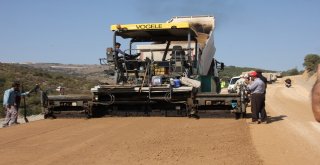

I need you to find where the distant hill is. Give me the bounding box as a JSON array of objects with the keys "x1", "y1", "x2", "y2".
[
  {"x1": 0, "y1": 63, "x2": 279, "y2": 117},
  {"x1": 219, "y1": 65, "x2": 277, "y2": 81},
  {"x1": 25, "y1": 63, "x2": 108, "y2": 81},
  {"x1": 0, "y1": 63, "x2": 98, "y2": 117}
]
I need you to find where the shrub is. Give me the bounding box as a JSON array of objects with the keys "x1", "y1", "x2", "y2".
[
  {"x1": 303, "y1": 54, "x2": 320, "y2": 73},
  {"x1": 282, "y1": 68, "x2": 301, "y2": 77}
]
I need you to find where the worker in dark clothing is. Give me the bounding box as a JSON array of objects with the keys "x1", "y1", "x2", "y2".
[
  {"x1": 115, "y1": 42, "x2": 129, "y2": 57},
  {"x1": 256, "y1": 70, "x2": 268, "y2": 122},
  {"x1": 115, "y1": 42, "x2": 140, "y2": 59},
  {"x1": 256, "y1": 70, "x2": 267, "y2": 90},
  {"x1": 114, "y1": 42, "x2": 141, "y2": 82},
  {"x1": 285, "y1": 78, "x2": 292, "y2": 88},
  {"x1": 247, "y1": 71, "x2": 266, "y2": 124}
]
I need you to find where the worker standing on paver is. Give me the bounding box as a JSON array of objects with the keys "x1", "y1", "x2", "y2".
[
  {"x1": 115, "y1": 42, "x2": 140, "y2": 59},
  {"x1": 247, "y1": 71, "x2": 266, "y2": 124},
  {"x1": 114, "y1": 42, "x2": 141, "y2": 81},
  {"x1": 235, "y1": 74, "x2": 249, "y2": 94}
]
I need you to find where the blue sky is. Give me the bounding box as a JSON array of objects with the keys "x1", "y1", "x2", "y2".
[{"x1": 1, "y1": 0, "x2": 319, "y2": 71}]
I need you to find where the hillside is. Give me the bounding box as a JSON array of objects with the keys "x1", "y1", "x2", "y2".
[
  {"x1": 0, "y1": 63, "x2": 98, "y2": 117},
  {"x1": 219, "y1": 65, "x2": 278, "y2": 81},
  {"x1": 25, "y1": 63, "x2": 107, "y2": 81}
]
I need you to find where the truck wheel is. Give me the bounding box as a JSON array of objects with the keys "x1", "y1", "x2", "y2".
[
  {"x1": 90, "y1": 105, "x2": 98, "y2": 118},
  {"x1": 44, "y1": 109, "x2": 55, "y2": 119},
  {"x1": 235, "y1": 111, "x2": 247, "y2": 119},
  {"x1": 241, "y1": 111, "x2": 247, "y2": 118},
  {"x1": 241, "y1": 103, "x2": 247, "y2": 118},
  {"x1": 235, "y1": 113, "x2": 241, "y2": 119},
  {"x1": 44, "y1": 113, "x2": 56, "y2": 119},
  {"x1": 91, "y1": 105, "x2": 104, "y2": 117},
  {"x1": 85, "y1": 111, "x2": 91, "y2": 119}
]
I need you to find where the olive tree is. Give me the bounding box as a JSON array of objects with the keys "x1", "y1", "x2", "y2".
[{"x1": 303, "y1": 54, "x2": 320, "y2": 73}]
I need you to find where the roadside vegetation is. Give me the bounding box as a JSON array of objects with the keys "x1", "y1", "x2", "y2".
[
  {"x1": 220, "y1": 53, "x2": 320, "y2": 83},
  {"x1": 281, "y1": 67, "x2": 303, "y2": 77},
  {"x1": 303, "y1": 54, "x2": 320, "y2": 75},
  {"x1": 219, "y1": 66, "x2": 276, "y2": 83},
  {"x1": 0, "y1": 63, "x2": 96, "y2": 117}
]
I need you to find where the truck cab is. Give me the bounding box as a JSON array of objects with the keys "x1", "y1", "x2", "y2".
[{"x1": 228, "y1": 76, "x2": 241, "y2": 93}]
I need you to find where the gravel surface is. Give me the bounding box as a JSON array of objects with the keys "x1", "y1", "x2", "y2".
[
  {"x1": 0, "y1": 117, "x2": 262, "y2": 165},
  {"x1": 0, "y1": 114, "x2": 44, "y2": 128}
]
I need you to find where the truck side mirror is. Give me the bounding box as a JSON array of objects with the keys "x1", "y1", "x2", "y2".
[{"x1": 220, "y1": 62, "x2": 224, "y2": 70}]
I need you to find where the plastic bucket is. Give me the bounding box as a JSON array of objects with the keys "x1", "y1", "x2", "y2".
[
  {"x1": 173, "y1": 79, "x2": 181, "y2": 88},
  {"x1": 152, "y1": 76, "x2": 162, "y2": 86}
]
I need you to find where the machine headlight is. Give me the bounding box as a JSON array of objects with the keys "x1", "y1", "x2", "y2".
[{"x1": 72, "y1": 102, "x2": 77, "y2": 106}]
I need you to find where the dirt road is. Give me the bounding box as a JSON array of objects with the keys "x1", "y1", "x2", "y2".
[
  {"x1": 249, "y1": 75, "x2": 320, "y2": 165},
  {"x1": 0, "y1": 118, "x2": 262, "y2": 165},
  {"x1": 0, "y1": 75, "x2": 319, "y2": 165}
]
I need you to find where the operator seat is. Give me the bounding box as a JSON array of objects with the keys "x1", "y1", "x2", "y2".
[
  {"x1": 170, "y1": 45, "x2": 186, "y2": 73},
  {"x1": 171, "y1": 46, "x2": 186, "y2": 61}
]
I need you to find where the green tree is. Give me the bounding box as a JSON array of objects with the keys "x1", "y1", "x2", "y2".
[
  {"x1": 303, "y1": 54, "x2": 320, "y2": 73},
  {"x1": 282, "y1": 67, "x2": 300, "y2": 76}
]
